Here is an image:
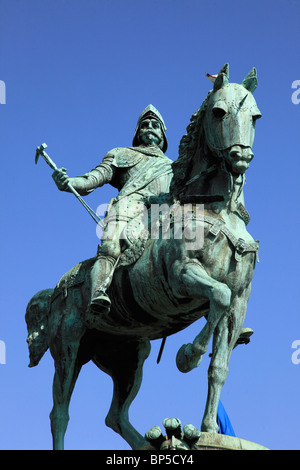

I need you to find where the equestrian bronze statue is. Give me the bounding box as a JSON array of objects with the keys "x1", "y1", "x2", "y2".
[{"x1": 26, "y1": 64, "x2": 261, "y2": 450}]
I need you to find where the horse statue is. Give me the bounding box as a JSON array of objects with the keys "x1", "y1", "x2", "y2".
[{"x1": 26, "y1": 64, "x2": 262, "y2": 450}]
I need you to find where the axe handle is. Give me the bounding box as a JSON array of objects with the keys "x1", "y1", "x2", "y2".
[
  {"x1": 40, "y1": 150, "x2": 58, "y2": 171},
  {"x1": 39, "y1": 149, "x2": 103, "y2": 227},
  {"x1": 66, "y1": 181, "x2": 104, "y2": 226}
]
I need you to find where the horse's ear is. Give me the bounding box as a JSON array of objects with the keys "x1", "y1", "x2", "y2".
[
  {"x1": 213, "y1": 63, "x2": 229, "y2": 91},
  {"x1": 241, "y1": 67, "x2": 258, "y2": 93}
]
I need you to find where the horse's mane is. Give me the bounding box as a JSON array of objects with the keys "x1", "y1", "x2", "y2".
[{"x1": 170, "y1": 91, "x2": 212, "y2": 199}]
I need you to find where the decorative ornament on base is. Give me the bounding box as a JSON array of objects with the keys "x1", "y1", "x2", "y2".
[{"x1": 140, "y1": 418, "x2": 269, "y2": 451}]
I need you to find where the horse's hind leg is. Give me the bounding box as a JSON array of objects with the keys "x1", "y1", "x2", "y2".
[
  {"x1": 201, "y1": 287, "x2": 251, "y2": 432},
  {"x1": 50, "y1": 340, "x2": 83, "y2": 450},
  {"x1": 93, "y1": 337, "x2": 151, "y2": 450}
]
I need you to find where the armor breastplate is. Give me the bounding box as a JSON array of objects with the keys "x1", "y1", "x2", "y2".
[{"x1": 117, "y1": 156, "x2": 172, "y2": 200}]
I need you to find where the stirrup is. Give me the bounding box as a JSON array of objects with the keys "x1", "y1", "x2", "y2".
[{"x1": 90, "y1": 291, "x2": 111, "y2": 314}]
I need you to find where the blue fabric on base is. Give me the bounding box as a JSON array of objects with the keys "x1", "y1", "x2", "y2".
[{"x1": 217, "y1": 400, "x2": 236, "y2": 436}]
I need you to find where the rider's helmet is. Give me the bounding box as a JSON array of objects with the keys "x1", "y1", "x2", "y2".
[{"x1": 132, "y1": 104, "x2": 168, "y2": 152}]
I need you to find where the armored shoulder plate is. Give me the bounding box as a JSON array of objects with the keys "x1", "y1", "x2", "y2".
[{"x1": 106, "y1": 147, "x2": 144, "y2": 168}]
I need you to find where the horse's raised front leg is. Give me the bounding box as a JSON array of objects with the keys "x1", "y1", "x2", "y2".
[
  {"x1": 93, "y1": 337, "x2": 151, "y2": 450},
  {"x1": 171, "y1": 261, "x2": 231, "y2": 373},
  {"x1": 201, "y1": 286, "x2": 251, "y2": 433}
]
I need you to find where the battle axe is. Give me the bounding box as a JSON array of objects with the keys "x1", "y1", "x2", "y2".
[{"x1": 35, "y1": 143, "x2": 103, "y2": 226}]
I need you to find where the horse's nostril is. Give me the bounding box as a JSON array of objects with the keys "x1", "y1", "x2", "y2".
[
  {"x1": 229, "y1": 150, "x2": 242, "y2": 160},
  {"x1": 229, "y1": 147, "x2": 253, "y2": 162}
]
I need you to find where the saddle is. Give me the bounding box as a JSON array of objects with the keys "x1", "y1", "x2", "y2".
[
  {"x1": 118, "y1": 216, "x2": 149, "y2": 267},
  {"x1": 50, "y1": 259, "x2": 92, "y2": 304}
]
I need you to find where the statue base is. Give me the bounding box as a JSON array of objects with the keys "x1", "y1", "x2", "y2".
[
  {"x1": 190, "y1": 432, "x2": 268, "y2": 450},
  {"x1": 140, "y1": 432, "x2": 268, "y2": 450},
  {"x1": 140, "y1": 419, "x2": 268, "y2": 450}
]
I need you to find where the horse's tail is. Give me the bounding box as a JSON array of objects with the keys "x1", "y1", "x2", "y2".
[{"x1": 25, "y1": 288, "x2": 53, "y2": 368}]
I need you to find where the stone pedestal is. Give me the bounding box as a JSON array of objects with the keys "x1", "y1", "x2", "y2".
[
  {"x1": 192, "y1": 432, "x2": 268, "y2": 450},
  {"x1": 140, "y1": 419, "x2": 269, "y2": 451}
]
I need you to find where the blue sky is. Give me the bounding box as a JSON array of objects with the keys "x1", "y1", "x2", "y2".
[{"x1": 0, "y1": 0, "x2": 299, "y2": 450}]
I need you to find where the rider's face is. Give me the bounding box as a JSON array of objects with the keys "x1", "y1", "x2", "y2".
[{"x1": 138, "y1": 118, "x2": 163, "y2": 148}]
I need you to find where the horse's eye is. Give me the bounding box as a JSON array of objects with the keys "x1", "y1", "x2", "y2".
[{"x1": 212, "y1": 101, "x2": 228, "y2": 119}]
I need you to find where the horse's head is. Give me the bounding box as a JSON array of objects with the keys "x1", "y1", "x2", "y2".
[
  {"x1": 202, "y1": 63, "x2": 262, "y2": 175},
  {"x1": 171, "y1": 64, "x2": 262, "y2": 200},
  {"x1": 25, "y1": 289, "x2": 52, "y2": 367}
]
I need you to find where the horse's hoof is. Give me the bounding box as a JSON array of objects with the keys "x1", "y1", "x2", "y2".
[
  {"x1": 201, "y1": 419, "x2": 219, "y2": 434},
  {"x1": 176, "y1": 343, "x2": 202, "y2": 373}
]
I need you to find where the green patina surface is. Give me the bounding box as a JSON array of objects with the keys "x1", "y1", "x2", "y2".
[{"x1": 26, "y1": 64, "x2": 263, "y2": 450}]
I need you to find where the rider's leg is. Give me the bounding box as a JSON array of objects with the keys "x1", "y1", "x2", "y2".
[
  {"x1": 89, "y1": 221, "x2": 125, "y2": 314},
  {"x1": 89, "y1": 254, "x2": 118, "y2": 312}
]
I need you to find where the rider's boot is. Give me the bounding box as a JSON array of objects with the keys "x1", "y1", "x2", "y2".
[{"x1": 89, "y1": 256, "x2": 117, "y2": 315}]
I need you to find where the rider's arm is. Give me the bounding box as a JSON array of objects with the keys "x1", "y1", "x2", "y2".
[
  {"x1": 52, "y1": 155, "x2": 115, "y2": 195},
  {"x1": 69, "y1": 155, "x2": 115, "y2": 195}
]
